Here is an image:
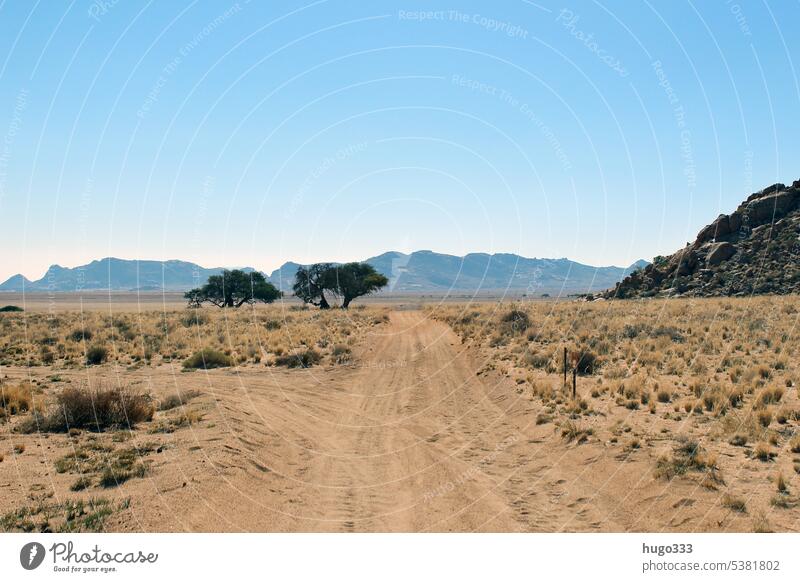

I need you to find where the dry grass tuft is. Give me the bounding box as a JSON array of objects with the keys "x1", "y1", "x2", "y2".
[
  {"x1": 752, "y1": 442, "x2": 776, "y2": 462},
  {"x1": 560, "y1": 420, "x2": 593, "y2": 444},
  {"x1": 18, "y1": 385, "x2": 153, "y2": 433},
  {"x1": 158, "y1": 390, "x2": 201, "y2": 411},
  {"x1": 183, "y1": 349, "x2": 233, "y2": 370},
  {"x1": 654, "y1": 438, "x2": 723, "y2": 485},
  {"x1": 0, "y1": 383, "x2": 34, "y2": 417},
  {"x1": 721, "y1": 493, "x2": 747, "y2": 513},
  {"x1": 274, "y1": 349, "x2": 321, "y2": 368}
]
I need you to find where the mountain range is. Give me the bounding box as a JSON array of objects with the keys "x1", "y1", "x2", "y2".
[{"x1": 0, "y1": 252, "x2": 647, "y2": 295}]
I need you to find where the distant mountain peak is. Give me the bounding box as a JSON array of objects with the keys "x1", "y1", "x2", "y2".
[
  {"x1": 266, "y1": 250, "x2": 646, "y2": 295},
  {"x1": 1, "y1": 251, "x2": 649, "y2": 295}
]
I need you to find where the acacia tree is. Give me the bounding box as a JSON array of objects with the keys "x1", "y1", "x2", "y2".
[
  {"x1": 333, "y1": 263, "x2": 389, "y2": 308},
  {"x1": 185, "y1": 269, "x2": 281, "y2": 308},
  {"x1": 292, "y1": 263, "x2": 335, "y2": 309},
  {"x1": 293, "y1": 262, "x2": 388, "y2": 309}
]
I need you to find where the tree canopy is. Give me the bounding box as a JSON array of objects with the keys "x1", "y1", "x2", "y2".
[
  {"x1": 333, "y1": 262, "x2": 389, "y2": 308},
  {"x1": 185, "y1": 269, "x2": 281, "y2": 308},
  {"x1": 293, "y1": 262, "x2": 388, "y2": 308},
  {"x1": 292, "y1": 263, "x2": 336, "y2": 309}
]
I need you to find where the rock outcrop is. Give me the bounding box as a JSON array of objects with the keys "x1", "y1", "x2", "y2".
[{"x1": 606, "y1": 180, "x2": 800, "y2": 298}]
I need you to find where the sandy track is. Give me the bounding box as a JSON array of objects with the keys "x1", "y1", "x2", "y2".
[{"x1": 154, "y1": 311, "x2": 525, "y2": 532}]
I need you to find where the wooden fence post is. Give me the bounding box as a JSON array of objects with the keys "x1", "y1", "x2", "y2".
[
  {"x1": 572, "y1": 368, "x2": 577, "y2": 399},
  {"x1": 563, "y1": 346, "x2": 567, "y2": 385}
]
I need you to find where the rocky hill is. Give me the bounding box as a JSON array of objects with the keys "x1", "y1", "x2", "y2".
[{"x1": 606, "y1": 179, "x2": 800, "y2": 298}]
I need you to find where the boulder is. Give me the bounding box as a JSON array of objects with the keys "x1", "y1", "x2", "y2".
[
  {"x1": 727, "y1": 212, "x2": 742, "y2": 233},
  {"x1": 706, "y1": 242, "x2": 736, "y2": 266},
  {"x1": 676, "y1": 250, "x2": 698, "y2": 276},
  {"x1": 762, "y1": 183, "x2": 785, "y2": 196},
  {"x1": 744, "y1": 190, "x2": 799, "y2": 223},
  {"x1": 695, "y1": 218, "x2": 721, "y2": 245}
]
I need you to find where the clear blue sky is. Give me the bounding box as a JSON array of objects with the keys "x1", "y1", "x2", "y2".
[{"x1": 1, "y1": 0, "x2": 798, "y2": 281}]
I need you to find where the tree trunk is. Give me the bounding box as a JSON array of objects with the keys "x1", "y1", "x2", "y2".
[
  {"x1": 341, "y1": 296, "x2": 352, "y2": 309},
  {"x1": 319, "y1": 295, "x2": 330, "y2": 309}
]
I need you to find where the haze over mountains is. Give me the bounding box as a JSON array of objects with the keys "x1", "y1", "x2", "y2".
[{"x1": 0, "y1": 252, "x2": 647, "y2": 296}]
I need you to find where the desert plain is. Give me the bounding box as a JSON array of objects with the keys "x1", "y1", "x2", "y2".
[{"x1": 1, "y1": 294, "x2": 799, "y2": 532}]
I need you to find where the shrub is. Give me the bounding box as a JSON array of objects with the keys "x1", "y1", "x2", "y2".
[
  {"x1": 331, "y1": 344, "x2": 351, "y2": 364},
  {"x1": 756, "y1": 386, "x2": 784, "y2": 406},
  {"x1": 729, "y1": 434, "x2": 748, "y2": 447},
  {"x1": 99, "y1": 463, "x2": 147, "y2": 488},
  {"x1": 86, "y1": 346, "x2": 108, "y2": 365},
  {"x1": 158, "y1": 390, "x2": 201, "y2": 411},
  {"x1": 651, "y1": 326, "x2": 684, "y2": 342},
  {"x1": 70, "y1": 477, "x2": 92, "y2": 492},
  {"x1": 0, "y1": 305, "x2": 23, "y2": 312},
  {"x1": 500, "y1": 309, "x2": 531, "y2": 334},
  {"x1": 182, "y1": 349, "x2": 233, "y2": 370},
  {"x1": 180, "y1": 310, "x2": 208, "y2": 327},
  {"x1": 622, "y1": 323, "x2": 647, "y2": 338},
  {"x1": 274, "y1": 349, "x2": 321, "y2": 368},
  {"x1": 0, "y1": 383, "x2": 34, "y2": 416},
  {"x1": 654, "y1": 438, "x2": 722, "y2": 484},
  {"x1": 18, "y1": 385, "x2": 153, "y2": 433},
  {"x1": 69, "y1": 328, "x2": 93, "y2": 342},
  {"x1": 0, "y1": 497, "x2": 116, "y2": 533},
  {"x1": 770, "y1": 494, "x2": 793, "y2": 509},
  {"x1": 722, "y1": 494, "x2": 747, "y2": 513},
  {"x1": 523, "y1": 351, "x2": 550, "y2": 369},
  {"x1": 753, "y1": 442, "x2": 775, "y2": 462},
  {"x1": 560, "y1": 420, "x2": 593, "y2": 444},
  {"x1": 40, "y1": 347, "x2": 55, "y2": 365},
  {"x1": 728, "y1": 389, "x2": 744, "y2": 408},
  {"x1": 752, "y1": 509, "x2": 772, "y2": 533},
  {"x1": 571, "y1": 349, "x2": 599, "y2": 375}
]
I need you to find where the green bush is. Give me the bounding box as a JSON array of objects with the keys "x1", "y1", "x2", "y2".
[
  {"x1": 0, "y1": 305, "x2": 23, "y2": 312},
  {"x1": 182, "y1": 349, "x2": 233, "y2": 370},
  {"x1": 69, "y1": 328, "x2": 93, "y2": 342},
  {"x1": 86, "y1": 346, "x2": 108, "y2": 365}
]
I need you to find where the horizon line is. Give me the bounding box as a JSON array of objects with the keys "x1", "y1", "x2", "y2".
[{"x1": 1, "y1": 250, "x2": 648, "y2": 284}]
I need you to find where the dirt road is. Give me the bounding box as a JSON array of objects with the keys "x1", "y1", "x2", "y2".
[{"x1": 142, "y1": 311, "x2": 526, "y2": 531}]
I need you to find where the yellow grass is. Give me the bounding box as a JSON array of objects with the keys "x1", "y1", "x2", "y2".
[{"x1": 0, "y1": 305, "x2": 390, "y2": 368}]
